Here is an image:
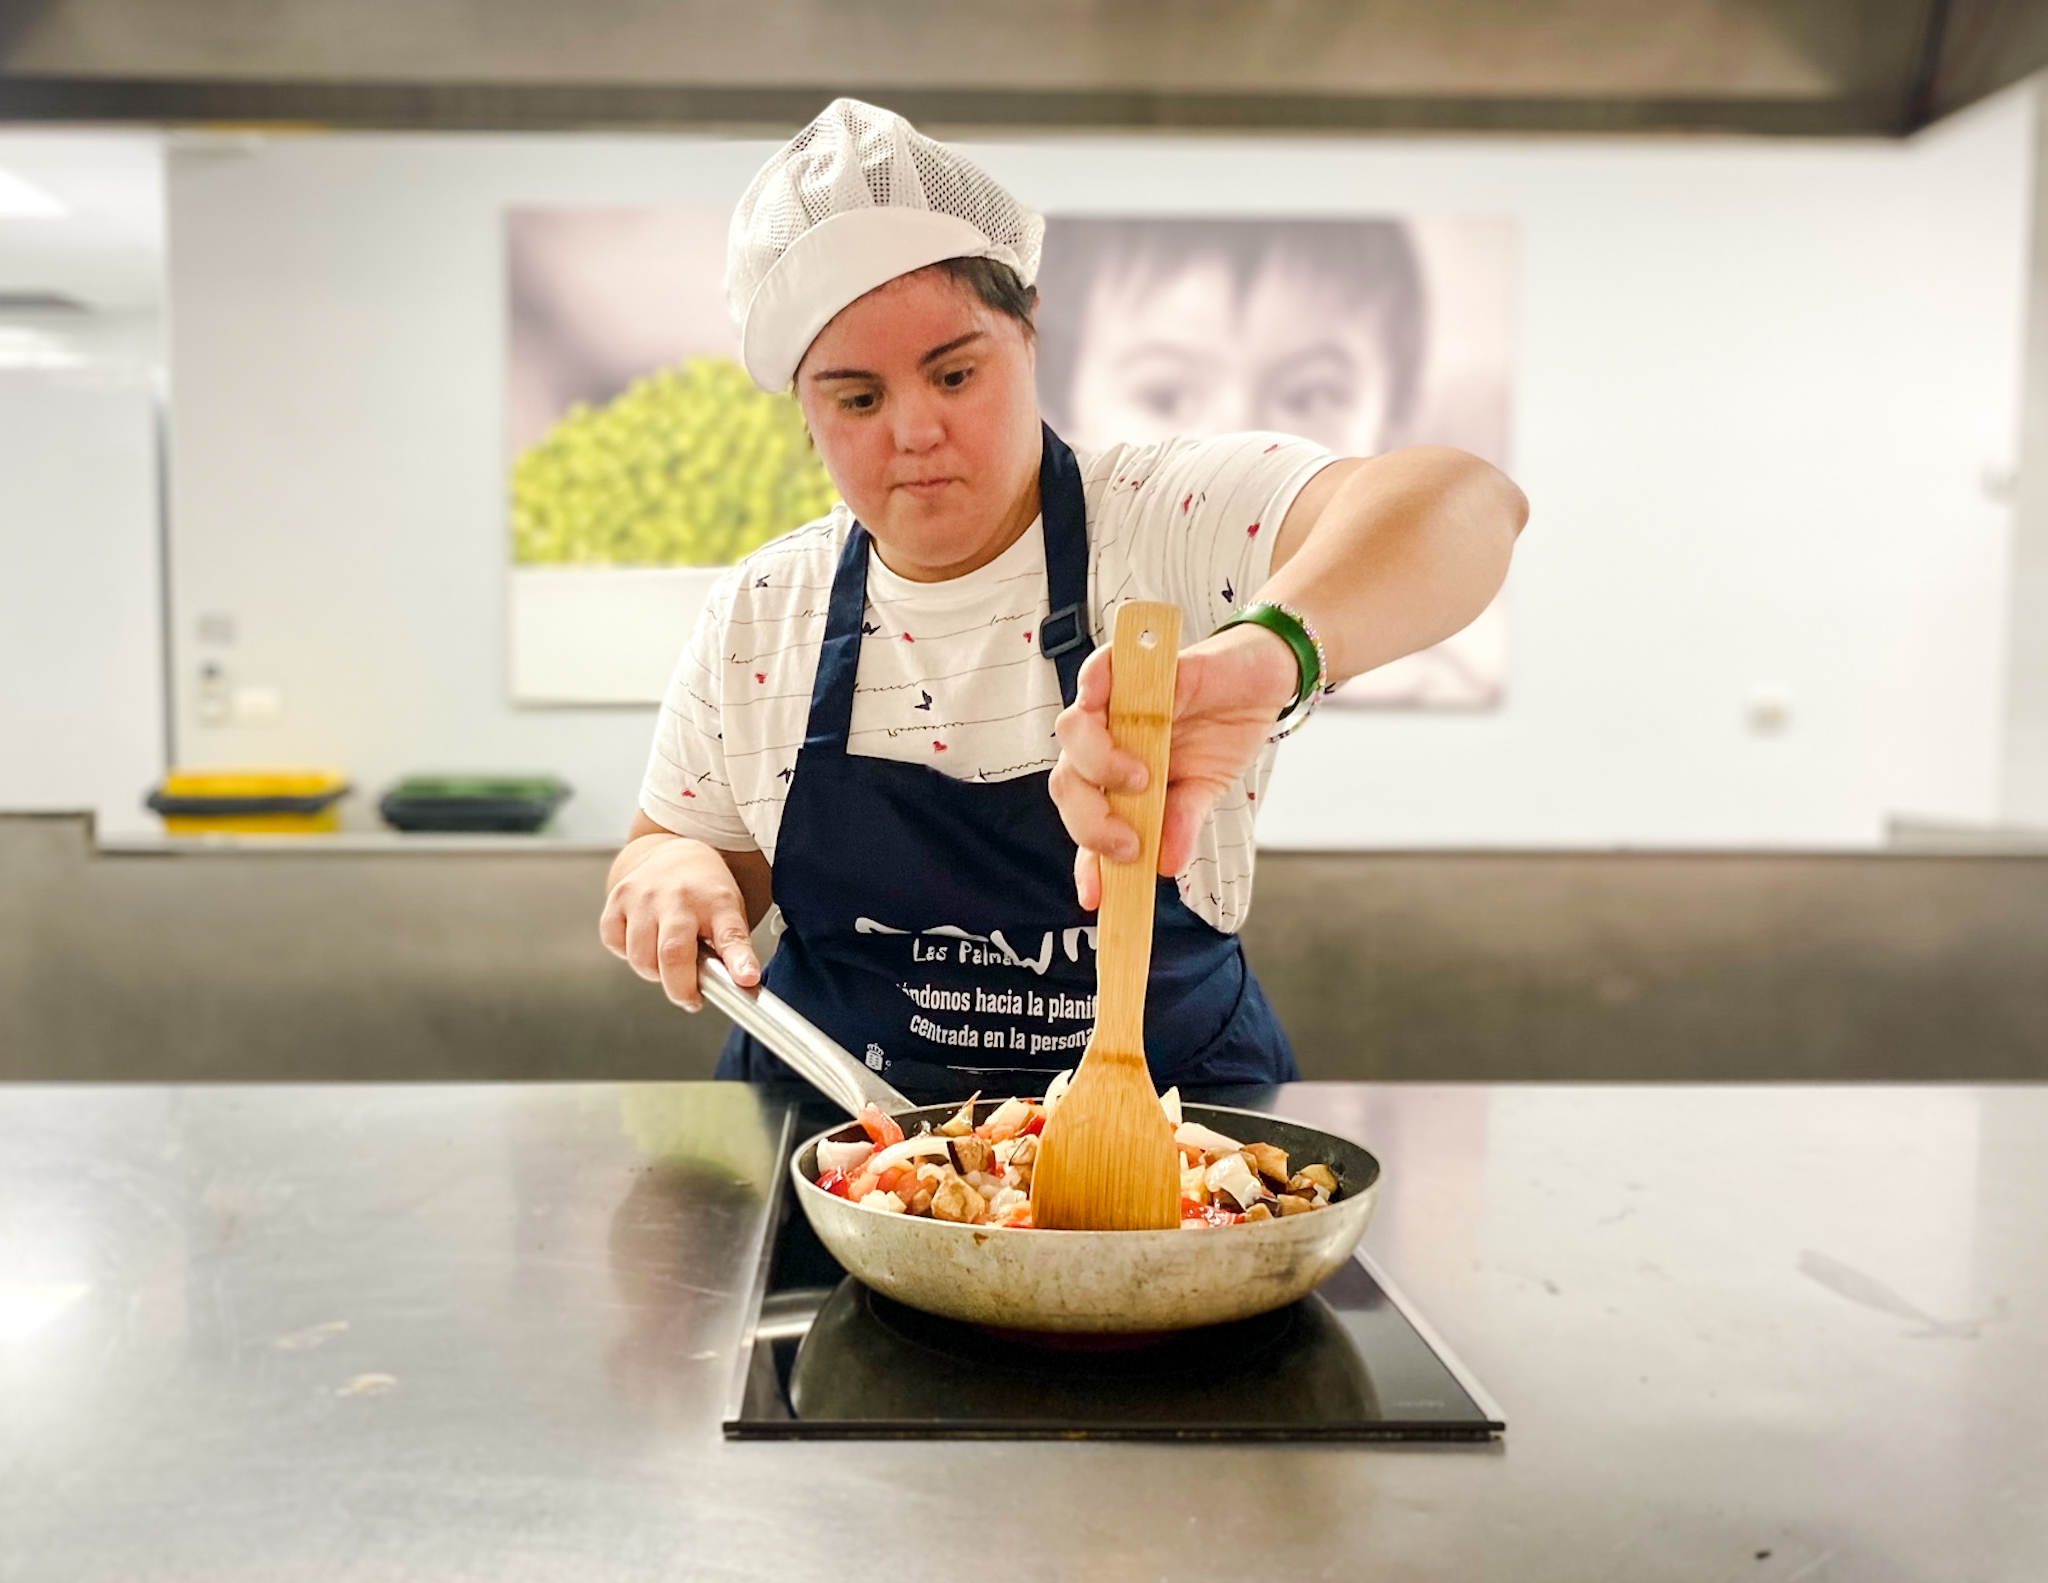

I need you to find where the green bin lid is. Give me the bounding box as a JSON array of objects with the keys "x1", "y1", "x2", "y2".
[{"x1": 384, "y1": 775, "x2": 570, "y2": 802}]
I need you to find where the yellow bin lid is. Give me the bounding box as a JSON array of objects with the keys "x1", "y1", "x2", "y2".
[{"x1": 160, "y1": 767, "x2": 349, "y2": 799}]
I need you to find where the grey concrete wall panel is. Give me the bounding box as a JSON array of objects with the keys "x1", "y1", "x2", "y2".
[{"x1": 5, "y1": 814, "x2": 2046, "y2": 1083}]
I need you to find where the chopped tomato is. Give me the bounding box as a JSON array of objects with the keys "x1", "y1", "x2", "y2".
[
  {"x1": 856, "y1": 1105, "x2": 905, "y2": 1148},
  {"x1": 997, "y1": 1204, "x2": 1034, "y2": 1229},
  {"x1": 1182, "y1": 1199, "x2": 1243, "y2": 1227},
  {"x1": 876, "y1": 1164, "x2": 917, "y2": 1197},
  {"x1": 815, "y1": 1168, "x2": 849, "y2": 1198},
  {"x1": 846, "y1": 1170, "x2": 880, "y2": 1201},
  {"x1": 1023, "y1": 1111, "x2": 1046, "y2": 1137}
]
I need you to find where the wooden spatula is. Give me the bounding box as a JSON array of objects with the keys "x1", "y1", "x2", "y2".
[{"x1": 1031, "y1": 600, "x2": 1184, "y2": 1232}]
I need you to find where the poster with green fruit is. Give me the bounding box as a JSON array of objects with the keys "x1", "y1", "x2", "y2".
[{"x1": 508, "y1": 209, "x2": 837, "y2": 568}]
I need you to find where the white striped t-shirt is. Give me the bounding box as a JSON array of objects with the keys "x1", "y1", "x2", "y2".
[{"x1": 639, "y1": 431, "x2": 1334, "y2": 934}]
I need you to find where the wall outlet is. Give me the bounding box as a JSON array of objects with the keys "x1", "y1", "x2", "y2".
[{"x1": 230, "y1": 684, "x2": 283, "y2": 726}]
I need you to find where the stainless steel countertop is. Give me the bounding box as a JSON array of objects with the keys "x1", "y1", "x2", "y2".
[{"x1": 3, "y1": 1081, "x2": 2042, "y2": 1581}]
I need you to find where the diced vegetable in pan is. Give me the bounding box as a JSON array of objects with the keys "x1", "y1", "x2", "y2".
[
  {"x1": 813, "y1": 1089, "x2": 1341, "y2": 1230},
  {"x1": 816, "y1": 1138, "x2": 874, "y2": 1175}
]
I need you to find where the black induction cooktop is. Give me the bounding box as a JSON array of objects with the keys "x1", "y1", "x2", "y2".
[{"x1": 722, "y1": 1103, "x2": 1505, "y2": 1442}]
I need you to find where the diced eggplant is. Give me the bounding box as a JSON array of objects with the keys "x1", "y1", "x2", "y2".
[
  {"x1": 1244, "y1": 1141, "x2": 1290, "y2": 1186},
  {"x1": 1275, "y1": 1194, "x2": 1317, "y2": 1217},
  {"x1": 857, "y1": 1191, "x2": 907, "y2": 1215},
  {"x1": 1242, "y1": 1202, "x2": 1274, "y2": 1223},
  {"x1": 936, "y1": 1093, "x2": 981, "y2": 1137},
  {"x1": 929, "y1": 1175, "x2": 986, "y2": 1223},
  {"x1": 948, "y1": 1134, "x2": 993, "y2": 1176},
  {"x1": 1289, "y1": 1163, "x2": 1339, "y2": 1196},
  {"x1": 1002, "y1": 1133, "x2": 1037, "y2": 1192}
]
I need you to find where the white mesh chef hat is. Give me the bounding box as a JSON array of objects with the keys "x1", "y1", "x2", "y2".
[{"x1": 726, "y1": 98, "x2": 1044, "y2": 390}]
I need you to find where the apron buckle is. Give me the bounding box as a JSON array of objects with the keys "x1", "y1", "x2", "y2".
[{"x1": 1040, "y1": 602, "x2": 1087, "y2": 658}]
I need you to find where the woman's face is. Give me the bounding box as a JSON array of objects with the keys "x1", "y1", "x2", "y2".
[
  {"x1": 797, "y1": 268, "x2": 1042, "y2": 582},
  {"x1": 1065, "y1": 252, "x2": 1394, "y2": 455}
]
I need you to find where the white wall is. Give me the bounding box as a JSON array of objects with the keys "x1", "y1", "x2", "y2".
[
  {"x1": 0, "y1": 370, "x2": 164, "y2": 834},
  {"x1": 2003, "y1": 83, "x2": 2048, "y2": 828},
  {"x1": 166, "y1": 95, "x2": 2034, "y2": 847}
]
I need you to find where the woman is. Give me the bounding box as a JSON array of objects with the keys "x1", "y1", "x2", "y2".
[{"x1": 601, "y1": 99, "x2": 1526, "y2": 1101}]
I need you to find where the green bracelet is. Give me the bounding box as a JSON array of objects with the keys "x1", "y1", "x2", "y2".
[{"x1": 1214, "y1": 600, "x2": 1330, "y2": 739}]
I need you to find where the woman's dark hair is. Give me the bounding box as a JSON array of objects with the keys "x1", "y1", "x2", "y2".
[
  {"x1": 934, "y1": 255, "x2": 1039, "y2": 333},
  {"x1": 1031, "y1": 218, "x2": 1426, "y2": 435}
]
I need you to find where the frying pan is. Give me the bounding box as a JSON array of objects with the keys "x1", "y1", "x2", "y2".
[{"x1": 701, "y1": 953, "x2": 1381, "y2": 1334}]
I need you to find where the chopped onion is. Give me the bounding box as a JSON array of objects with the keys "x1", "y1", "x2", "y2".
[
  {"x1": 857, "y1": 1191, "x2": 907, "y2": 1215},
  {"x1": 980, "y1": 1096, "x2": 1033, "y2": 1142},
  {"x1": 815, "y1": 1138, "x2": 874, "y2": 1175},
  {"x1": 1159, "y1": 1086, "x2": 1183, "y2": 1126},
  {"x1": 1041, "y1": 1070, "x2": 1074, "y2": 1114},
  {"x1": 1174, "y1": 1121, "x2": 1242, "y2": 1156},
  {"x1": 867, "y1": 1134, "x2": 954, "y2": 1176},
  {"x1": 1204, "y1": 1152, "x2": 1264, "y2": 1211}
]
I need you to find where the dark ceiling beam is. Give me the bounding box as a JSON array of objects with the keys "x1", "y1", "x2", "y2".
[
  {"x1": 0, "y1": 75, "x2": 1914, "y2": 138},
  {"x1": 1902, "y1": 0, "x2": 1957, "y2": 131},
  {"x1": 1917, "y1": 0, "x2": 2048, "y2": 126},
  {"x1": 5, "y1": 0, "x2": 2031, "y2": 139}
]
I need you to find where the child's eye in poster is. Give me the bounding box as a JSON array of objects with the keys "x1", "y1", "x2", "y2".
[{"x1": 1035, "y1": 216, "x2": 1516, "y2": 709}]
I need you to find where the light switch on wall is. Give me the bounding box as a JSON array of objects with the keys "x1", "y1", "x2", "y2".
[{"x1": 197, "y1": 659, "x2": 229, "y2": 725}]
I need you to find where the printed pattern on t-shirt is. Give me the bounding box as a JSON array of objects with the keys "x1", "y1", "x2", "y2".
[{"x1": 640, "y1": 431, "x2": 1334, "y2": 934}]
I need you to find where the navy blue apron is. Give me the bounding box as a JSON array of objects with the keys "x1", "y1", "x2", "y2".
[{"x1": 715, "y1": 424, "x2": 1296, "y2": 1103}]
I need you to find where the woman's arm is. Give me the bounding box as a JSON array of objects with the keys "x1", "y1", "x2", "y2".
[
  {"x1": 1049, "y1": 445, "x2": 1526, "y2": 905},
  {"x1": 1262, "y1": 445, "x2": 1526, "y2": 681},
  {"x1": 600, "y1": 811, "x2": 776, "y2": 1011}
]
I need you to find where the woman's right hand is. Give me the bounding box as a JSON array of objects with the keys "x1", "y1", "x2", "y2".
[{"x1": 600, "y1": 826, "x2": 765, "y2": 1012}]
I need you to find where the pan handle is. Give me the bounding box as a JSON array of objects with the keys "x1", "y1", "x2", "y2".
[{"x1": 695, "y1": 949, "x2": 913, "y2": 1119}]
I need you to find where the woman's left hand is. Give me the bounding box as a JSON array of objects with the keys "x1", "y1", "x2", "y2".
[{"x1": 1049, "y1": 623, "x2": 1299, "y2": 910}]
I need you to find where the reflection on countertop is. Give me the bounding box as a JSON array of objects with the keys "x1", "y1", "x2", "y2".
[{"x1": 2, "y1": 1080, "x2": 2045, "y2": 1581}]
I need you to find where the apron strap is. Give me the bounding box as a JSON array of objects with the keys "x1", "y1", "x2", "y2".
[
  {"x1": 802, "y1": 421, "x2": 1096, "y2": 751},
  {"x1": 803, "y1": 522, "x2": 873, "y2": 752},
  {"x1": 1036, "y1": 423, "x2": 1095, "y2": 708}
]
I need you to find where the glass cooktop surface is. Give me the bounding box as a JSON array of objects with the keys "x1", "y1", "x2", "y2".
[{"x1": 723, "y1": 1103, "x2": 1504, "y2": 1442}]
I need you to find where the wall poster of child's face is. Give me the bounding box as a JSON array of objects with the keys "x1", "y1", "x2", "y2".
[{"x1": 1035, "y1": 216, "x2": 1516, "y2": 708}]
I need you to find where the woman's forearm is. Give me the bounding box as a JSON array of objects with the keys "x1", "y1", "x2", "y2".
[
  {"x1": 1260, "y1": 446, "x2": 1527, "y2": 685},
  {"x1": 607, "y1": 830, "x2": 679, "y2": 891},
  {"x1": 607, "y1": 821, "x2": 776, "y2": 929}
]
